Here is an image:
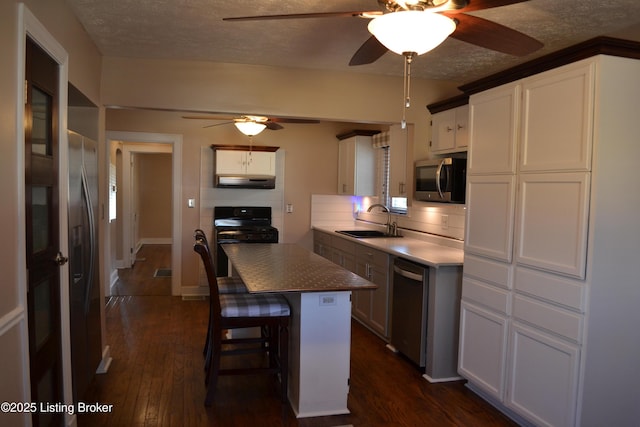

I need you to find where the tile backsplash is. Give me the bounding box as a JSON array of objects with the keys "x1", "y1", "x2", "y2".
[{"x1": 311, "y1": 194, "x2": 466, "y2": 241}]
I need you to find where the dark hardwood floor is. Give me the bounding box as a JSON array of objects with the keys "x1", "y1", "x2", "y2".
[
  {"x1": 111, "y1": 244, "x2": 172, "y2": 296},
  {"x1": 79, "y1": 245, "x2": 516, "y2": 427}
]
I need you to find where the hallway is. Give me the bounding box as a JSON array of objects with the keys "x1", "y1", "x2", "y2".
[{"x1": 111, "y1": 244, "x2": 172, "y2": 296}]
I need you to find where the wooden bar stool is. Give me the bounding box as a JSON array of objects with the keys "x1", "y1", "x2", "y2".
[
  {"x1": 194, "y1": 229, "x2": 248, "y2": 363},
  {"x1": 194, "y1": 240, "x2": 290, "y2": 407}
]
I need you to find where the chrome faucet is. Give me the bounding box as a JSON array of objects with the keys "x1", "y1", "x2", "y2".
[{"x1": 367, "y1": 204, "x2": 398, "y2": 236}]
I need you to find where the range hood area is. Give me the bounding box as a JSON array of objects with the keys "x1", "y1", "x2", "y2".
[
  {"x1": 215, "y1": 174, "x2": 275, "y2": 189},
  {"x1": 212, "y1": 144, "x2": 278, "y2": 190}
]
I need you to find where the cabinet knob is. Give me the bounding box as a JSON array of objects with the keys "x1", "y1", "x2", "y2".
[
  {"x1": 457, "y1": 124, "x2": 464, "y2": 130},
  {"x1": 446, "y1": 126, "x2": 453, "y2": 132}
]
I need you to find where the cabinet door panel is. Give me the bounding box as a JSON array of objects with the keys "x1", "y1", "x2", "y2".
[
  {"x1": 454, "y1": 104, "x2": 469, "y2": 149},
  {"x1": 468, "y1": 83, "x2": 519, "y2": 174},
  {"x1": 507, "y1": 322, "x2": 580, "y2": 427},
  {"x1": 465, "y1": 175, "x2": 516, "y2": 261},
  {"x1": 432, "y1": 108, "x2": 456, "y2": 152},
  {"x1": 520, "y1": 61, "x2": 594, "y2": 172},
  {"x1": 515, "y1": 172, "x2": 590, "y2": 278},
  {"x1": 245, "y1": 151, "x2": 275, "y2": 175},
  {"x1": 215, "y1": 150, "x2": 245, "y2": 175},
  {"x1": 458, "y1": 301, "x2": 508, "y2": 400}
]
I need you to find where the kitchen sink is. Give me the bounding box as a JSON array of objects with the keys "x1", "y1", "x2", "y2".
[{"x1": 336, "y1": 230, "x2": 402, "y2": 238}]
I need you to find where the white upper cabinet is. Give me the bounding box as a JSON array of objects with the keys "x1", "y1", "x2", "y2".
[
  {"x1": 468, "y1": 83, "x2": 520, "y2": 175},
  {"x1": 215, "y1": 149, "x2": 275, "y2": 176},
  {"x1": 520, "y1": 61, "x2": 595, "y2": 172},
  {"x1": 337, "y1": 135, "x2": 375, "y2": 196},
  {"x1": 387, "y1": 124, "x2": 412, "y2": 198},
  {"x1": 431, "y1": 104, "x2": 469, "y2": 153}
]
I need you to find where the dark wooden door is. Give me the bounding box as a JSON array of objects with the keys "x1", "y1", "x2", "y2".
[{"x1": 25, "y1": 37, "x2": 64, "y2": 427}]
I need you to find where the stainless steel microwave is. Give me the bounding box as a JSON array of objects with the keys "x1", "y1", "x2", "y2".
[{"x1": 414, "y1": 158, "x2": 467, "y2": 203}]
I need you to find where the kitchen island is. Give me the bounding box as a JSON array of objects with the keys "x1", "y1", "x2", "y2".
[{"x1": 222, "y1": 243, "x2": 377, "y2": 418}]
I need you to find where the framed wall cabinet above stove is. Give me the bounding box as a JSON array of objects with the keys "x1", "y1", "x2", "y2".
[
  {"x1": 214, "y1": 149, "x2": 275, "y2": 176},
  {"x1": 211, "y1": 145, "x2": 279, "y2": 189}
]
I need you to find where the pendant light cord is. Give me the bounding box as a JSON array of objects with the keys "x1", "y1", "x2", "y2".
[{"x1": 402, "y1": 52, "x2": 415, "y2": 129}]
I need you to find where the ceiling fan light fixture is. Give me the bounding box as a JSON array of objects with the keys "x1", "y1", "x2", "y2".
[
  {"x1": 234, "y1": 120, "x2": 267, "y2": 136},
  {"x1": 368, "y1": 11, "x2": 456, "y2": 56}
]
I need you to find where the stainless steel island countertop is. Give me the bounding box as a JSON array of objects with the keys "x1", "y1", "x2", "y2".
[{"x1": 222, "y1": 243, "x2": 377, "y2": 293}]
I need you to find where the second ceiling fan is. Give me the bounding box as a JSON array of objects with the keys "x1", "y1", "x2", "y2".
[{"x1": 183, "y1": 114, "x2": 320, "y2": 136}]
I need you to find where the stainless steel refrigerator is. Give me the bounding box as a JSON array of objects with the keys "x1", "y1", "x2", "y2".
[{"x1": 68, "y1": 130, "x2": 102, "y2": 402}]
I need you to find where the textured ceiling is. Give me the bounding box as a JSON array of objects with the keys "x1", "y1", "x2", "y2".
[{"x1": 66, "y1": 0, "x2": 640, "y2": 84}]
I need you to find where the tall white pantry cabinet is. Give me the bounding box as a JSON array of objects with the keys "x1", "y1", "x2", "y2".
[{"x1": 459, "y1": 54, "x2": 640, "y2": 426}]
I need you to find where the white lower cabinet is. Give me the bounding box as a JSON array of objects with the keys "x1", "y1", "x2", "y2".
[
  {"x1": 313, "y1": 231, "x2": 390, "y2": 339},
  {"x1": 506, "y1": 322, "x2": 580, "y2": 427},
  {"x1": 354, "y1": 245, "x2": 390, "y2": 338},
  {"x1": 458, "y1": 300, "x2": 508, "y2": 400}
]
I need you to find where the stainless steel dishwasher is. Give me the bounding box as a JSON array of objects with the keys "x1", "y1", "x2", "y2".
[{"x1": 390, "y1": 257, "x2": 429, "y2": 367}]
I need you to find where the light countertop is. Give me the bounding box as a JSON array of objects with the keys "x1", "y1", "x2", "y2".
[{"x1": 313, "y1": 224, "x2": 464, "y2": 268}]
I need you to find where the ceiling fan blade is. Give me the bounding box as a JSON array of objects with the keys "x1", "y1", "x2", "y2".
[
  {"x1": 349, "y1": 36, "x2": 389, "y2": 66},
  {"x1": 265, "y1": 121, "x2": 284, "y2": 131},
  {"x1": 223, "y1": 10, "x2": 382, "y2": 22},
  {"x1": 182, "y1": 115, "x2": 237, "y2": 120},
  {"x1": 446, "y1": 13, "x2": 543, "y2": 56},
  {"x1": 449, "y1": 0, "x2": 530, "y2": 14},
  {"x1": 203, "y1": 121, "x2": 234, "y2": 129},
  {"x1": 268, "y1": 118, "x2": 320, "y2": 124}
]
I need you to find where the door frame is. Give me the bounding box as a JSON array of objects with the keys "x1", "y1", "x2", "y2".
[
  {"x1": 17, "y1": 3, "x2": 75, "y2": 424},
  {"x1": 105, "y1": 131, "x2": 183, "y2": 296}
]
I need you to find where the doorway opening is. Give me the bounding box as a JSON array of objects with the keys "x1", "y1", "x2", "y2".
[{"x1": 105, "y1": 131, "x2": 183, "y2": 297}]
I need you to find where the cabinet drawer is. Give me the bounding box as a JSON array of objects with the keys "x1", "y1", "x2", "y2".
[
  {"x1": 462, "y1": 277, "x2": 510, "y2": 315},
  {"x1": 356, "y1": 244, "x2": 389, "y2": 267},
  {"x1": 515, "y1": 266, "x2": 585, "y2": 312},
  {"x1": 463, "y1": 254, "x2": 512, "y2": 289},
  {"x1": 332, "y1": 235, "x2": 357, "y2": 253},
  {"x1": 513, "y1": 294, "x2": 583, "y2": 343}
]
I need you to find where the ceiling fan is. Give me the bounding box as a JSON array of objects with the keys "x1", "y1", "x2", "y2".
[
  {"x1": 223, "y1": 0, "x2": 544, "y2": 66},
  {"x1": 182, "y1": 114, "x2": 320, "y2": 136},
  {"x1": 223, "y1": 1, "x2": 543, "y2": 126}
]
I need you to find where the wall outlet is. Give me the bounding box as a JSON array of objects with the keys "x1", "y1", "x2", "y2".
[
  {"x1": 286, "y1": 203, "x2": 294, "y2": 213},
  {"x1": 441, "y1": 214, "x2": 449, "y2": 229}
]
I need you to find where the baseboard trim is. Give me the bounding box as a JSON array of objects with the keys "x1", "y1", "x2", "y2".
[{"x1": 96, "y1": 345, "x2": 112, "y2": 374}]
